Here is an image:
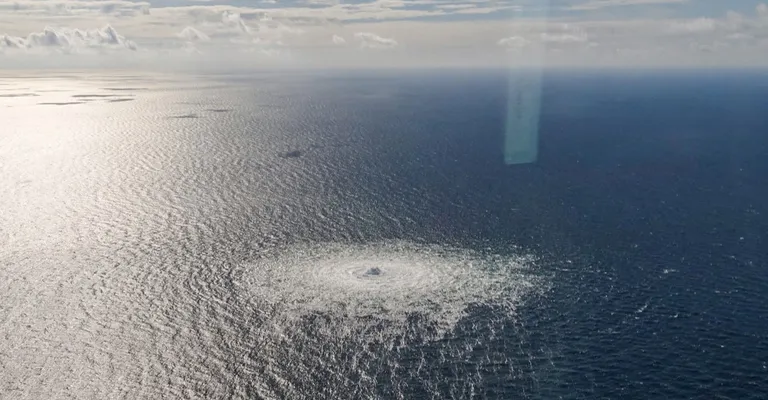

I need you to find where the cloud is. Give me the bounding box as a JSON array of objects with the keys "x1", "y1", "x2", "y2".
[
  {"x1": 354, "y1": 32, "x2": 397, "y2": 49},
  {"x1": 0, "y1": 25, "x2": 137, "y2": 53},
  {"x1": 669, "y1": 18, "x2": 717, "y2": 33},
  {"x1": 1, "y1": 0, "x2": 152, "y2": 17},
  {"x1": 3, "y1": 1, "x2": 768, "y2": 68},
  {"x1": 221, "y1": 11, "x2": 251, "y2": 34},
  {"x1": 0, "y1": 35, "x2": 27, "y2": 49},
  {"x1": 198, "y1": 11, "x2": 303, "y2": 47},
  {"x1": 657, "y1": 4, "x2": 768, "y2": 48},
  {"x1": 497, "y1": 36, "x2": 529, "y2": 49},
  {"x1": 497, "y1": 24, "x2": 590, "y2": 51},
  {"x1": 570, "y1": 0, "x2": 689, "y2": 11},
  {"x1": 758, "y1": 3, "x2": 768, "y2": 19},
  {"x1": 332, "y1": 34, "x2": 346, "y2": 45},
  {"x1": 178, "y1": 26, "x2": 210, "y2": 42},
  {"x1": 252, "y1": 15, "x2": 304, "y2": 44},
  {"x1": 541, "y1": 33, "x2": 589, "y2": 44},
  {"x1": 539, "y1": 24, "x2": 590, "y2": 45}
]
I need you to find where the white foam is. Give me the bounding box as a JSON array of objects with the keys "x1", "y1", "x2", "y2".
[{"x1": 240, "y1": 241, "x2": 542, "y2": 342}]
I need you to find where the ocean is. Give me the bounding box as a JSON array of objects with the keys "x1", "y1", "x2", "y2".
[{"x1": 1, "y1": 69, "x2": 767, "y2": 399}]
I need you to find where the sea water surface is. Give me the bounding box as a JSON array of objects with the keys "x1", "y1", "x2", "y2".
[{"x1": 1, "y1": 69, "x2": 767, "y2": 399}]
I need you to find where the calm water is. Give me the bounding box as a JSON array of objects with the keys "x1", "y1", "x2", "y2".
[{"x1": 1, "y1": 70, "x2": 767, "y2": 399}]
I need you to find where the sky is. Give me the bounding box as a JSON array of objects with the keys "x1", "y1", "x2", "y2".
[{"x1": 1, "y1": 0, "x2": 768, "y2": 69}]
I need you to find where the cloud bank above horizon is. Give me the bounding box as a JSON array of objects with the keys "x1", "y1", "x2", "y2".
[{"x1": 2, "y1": 0, "x2": 768, "y2": 69}]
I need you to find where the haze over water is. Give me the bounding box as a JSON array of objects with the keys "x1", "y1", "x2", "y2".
[{"x1": 1, "y1": 70, "x2": 767, "y2": 399}]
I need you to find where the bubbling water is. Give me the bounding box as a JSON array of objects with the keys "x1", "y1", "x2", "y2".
[
  {"x1": 235, "y1": 242, "x2": 546, "y2": 399},
  {"x1": 241, "y1": 241, "x2": 541, "y2": 342}
]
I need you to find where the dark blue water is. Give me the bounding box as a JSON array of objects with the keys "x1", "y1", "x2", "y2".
[
  {"x1": 2, "y1": 70, "x2": 767, "y2": 399},
  {"x1": 268, "y1": 69, "x2": 768, "y2": 398},
  {"x1": 509, "y1": 70, "x2": 768, "y2": 399}
]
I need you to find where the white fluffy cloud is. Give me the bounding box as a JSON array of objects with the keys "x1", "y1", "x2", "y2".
[
  {"x1": 354, "y1": 32, "x2": 397, "y2": 49},
  {"x1": 191, "y1": 11, "x2": 303, "y2": 48},
  {"x1": 2, "y1": 1, "x2": 768, "y2": 68},
  {"x1": 497, "y1": 24, "x2": 591, "y2": 51},
  {"x1": 0, "y1": 25, "x2": 136, "y2": 53},
  {"x1": 221, "y1": 11, "x2": 251, "y2": 35},
  {"x1": 497, "y1": 36, "x2": 529, "y2": 49},
  {"x1": 178, "y1": 26, "x2": 210, "y2": 42}
]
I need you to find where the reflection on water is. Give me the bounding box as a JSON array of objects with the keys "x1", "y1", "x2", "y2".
[
  {"x1": 0, "y1": 73, "x2": 550, "y2": 399},
  {"x1": 1, "y1": 71, "x2": 768, "y2": 399}
]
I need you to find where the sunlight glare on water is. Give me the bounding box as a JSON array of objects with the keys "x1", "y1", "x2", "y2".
[{"x1": 3, "y1": 70, "x2": 768, "y2": 399}]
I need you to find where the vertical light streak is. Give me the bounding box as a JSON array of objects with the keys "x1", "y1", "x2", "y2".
[{"x1": 504, "y1": 3, "x2": 549, "y2": 165}]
